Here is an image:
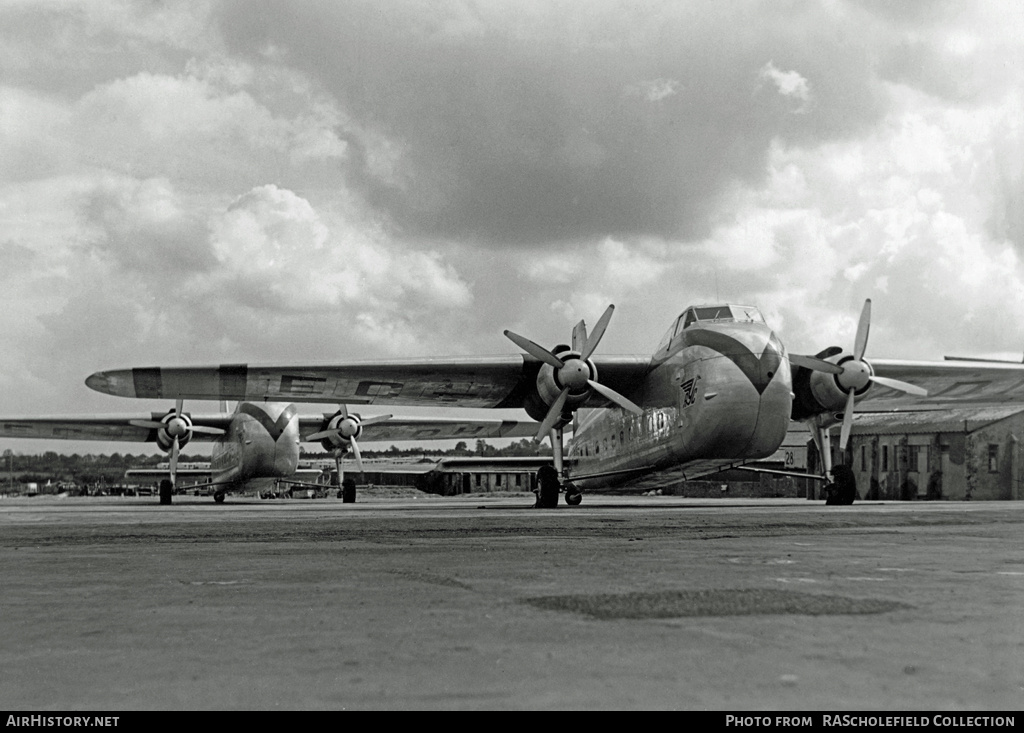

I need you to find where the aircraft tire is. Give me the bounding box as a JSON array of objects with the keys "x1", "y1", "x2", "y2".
[
  {"x1": 214, "y1": 492, "x2": 225, "y2": 503},
  {"x1": 342, "y1": 478, "x2": 357, "y2": 503},
  {"x1": 159, "y1": 479, "x2": 173, "y2": 505},
  {"x1": 536, "y1": 465, "x2": 560, "y2": 509},
  {"x1": 564, "y1": 485, "x2": 582, "y2": 506}
]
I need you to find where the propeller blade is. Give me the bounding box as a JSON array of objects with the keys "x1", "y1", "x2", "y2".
[
  {"x1": 305, "y1": 428, "x2": 338, "y2": 442},
  {"x1": 587, "y1": 379, "x2": 643, "y2": 415},
  {"x1": 788, "y1": 353, "x2": 844, "y2": 375},
  {"x1": 869, "y1": 375, "x2": 928, "y2": 396},
  {"x1": 350, "y1": 437, "x2": 364, "y2": 475},
  {"x1": 854, "y1": 299, "x2": 871, "y2": 361},
  {"x1": 839, "y1": 388, "x2": 856, "y2": 451},
  {"x1": 504, "y1": 330, "x2": 565, "y2": 368},
  {"x1": 535, "y1": 388, "x2": 570, "y2": 441},
  {"x1": 169, "y1": 437, "x2": 180, "y2": 487},
  {"x1": 572, "y1": 319, "x2": 588, "y2": 352},
  {"x1": 359, "y1": 414, "x2": 392, "y2": 427},
  {"x1": 189, "y1": 425, "x2": 226, "y2": 435},
  {"x1": 130, "y1": 419, "x2": 165, "y2": 430},
  {"x1": 580, "y1": 304, "x2": 614, "y2": 361}
]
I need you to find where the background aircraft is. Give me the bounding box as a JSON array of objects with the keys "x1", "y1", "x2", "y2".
[
  {"x1": 0, "y1": 400, "x2": 541, "y2": 504},
  {"x1": 85, "y1": 300, "x2": 1024, "y2": 507}
]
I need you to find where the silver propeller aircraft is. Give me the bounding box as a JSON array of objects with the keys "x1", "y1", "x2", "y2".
[
  {"x1": 84, "y1": 300, "x2": 1024, "y2": 507},
  {"x1": 0, "y1": 400, "x2": 540, "y2": 504}
]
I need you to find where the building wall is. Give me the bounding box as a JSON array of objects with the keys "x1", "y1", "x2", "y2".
[
  {"x1": 968, "y1": 420, "x2": 1024, "y2": 500},
  {"x1": 417, "y1": 470, "x2": 536, "y2": 496},
  {"x1": 846, "y1": 413, "x2": 1024, "y2": 501}
]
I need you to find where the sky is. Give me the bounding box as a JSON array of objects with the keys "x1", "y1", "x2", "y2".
[{"x1": 2, "y1": 0, "x2": 1024, "y2": 455}]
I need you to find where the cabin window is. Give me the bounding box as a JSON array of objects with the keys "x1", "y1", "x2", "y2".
[{"x1": 988, "y1": 445, "x2": 999, "y2": 472}]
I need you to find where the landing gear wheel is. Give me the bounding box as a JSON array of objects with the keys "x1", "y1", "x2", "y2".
[
  {"x1": 159, "y1": 479, "x2": 173, "y2": 506},
  {"x1": 213, "y1": 492, "x2": 225, "y2": 503},
  {"x1": 564, "y1": 484, "x2": 582, "y2": 506},
  {"x1": 342, "y1": 478, "x2": 357, "y2": 504},
  {"x1": 535, "y1": 465, "x2": 560, "y2": 509}
]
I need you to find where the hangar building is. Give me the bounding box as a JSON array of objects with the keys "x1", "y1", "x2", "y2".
[{"x1": 835, "y1": 406, "x2": 1024, "y2": 501}]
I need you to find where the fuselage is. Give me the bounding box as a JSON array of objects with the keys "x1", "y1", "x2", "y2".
[
  {"x1": 210, "y1": 402, "x2": 301, "y2": 490},
  {"x1": 566, "y1": 305, "x2": 793, "y2": 489}
]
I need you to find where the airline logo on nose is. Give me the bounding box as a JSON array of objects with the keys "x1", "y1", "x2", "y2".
[{"x1": 685, "y1": 330, "x2": 783, "y2": 395}]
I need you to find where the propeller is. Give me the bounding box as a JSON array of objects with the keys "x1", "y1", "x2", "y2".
[
  {"x1": 304, "y1": 405, "x2": 392, "y2": 475},
  {"x1": 822, "y1": 299, "x2": 927, "y2": 450},
  {"x1": 130, "y1": 398, "x2": 224, "y2": 487},
  {"x1": 504, "y1": 304, "x2": 643, "y2": 441}
]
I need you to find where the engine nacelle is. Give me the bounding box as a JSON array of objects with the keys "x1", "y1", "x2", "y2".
[
  {"x1": 153, "y1": 410, "x2": 193, "y2": 453},
  {"x1": 316, "y1": 410, "x2": 360, "y2": 452},
  {"x1": 523, "y1": 347, "x2": 598, "y2": 425},
  {"x1": 792, "y1": 352, "x2": 874, "y2": 421}
]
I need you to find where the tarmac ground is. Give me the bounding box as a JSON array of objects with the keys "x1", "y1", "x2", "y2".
[{"x1": 1, "y1": 492, "x2": 1022, "y2": 711}]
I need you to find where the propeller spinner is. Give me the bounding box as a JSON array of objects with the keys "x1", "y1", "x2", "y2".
[{"x1": 504, "y1": 304, "x2": 643, "y2": 441}]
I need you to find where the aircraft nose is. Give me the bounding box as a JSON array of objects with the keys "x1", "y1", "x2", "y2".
[{"x1": 685, "y1": 325, "x2": 784, "y2": 395}]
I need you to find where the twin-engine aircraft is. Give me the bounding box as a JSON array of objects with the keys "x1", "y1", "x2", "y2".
[
  {"x1": 0, "y1": 400, "x2": 540, "y2": 504},
  {"x1": 83, "y1": 299, "x2": 1024, "y2": 507}
]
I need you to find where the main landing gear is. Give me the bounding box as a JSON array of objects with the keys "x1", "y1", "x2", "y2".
[
  {"x1": 340, "y1": 477, "x2": 357, "y2": 503},
  {"x1": 533, "y1": 427, "x2": 583, "y2": 508},
  {"x1": 159, "y1": 479, "x2": 173, "y2": 506}
]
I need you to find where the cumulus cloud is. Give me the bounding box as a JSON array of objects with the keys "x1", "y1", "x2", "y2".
[{"x1": 758, "y1": 62, "x2": 812, "y2": 114}]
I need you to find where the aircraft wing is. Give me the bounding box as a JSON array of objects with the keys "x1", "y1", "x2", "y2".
[
  {"x1": 297, "y1": 414, "x2": 544, "y2": 443},
  {"x1": 861, "y1": 359, "x2": 1024, "y2": 408},
  {"x1": 0, "y1": 413, "x2": 233, "y2": 442},
  {"x1": 85, "y1": 356, "x2": 653, "y2": 407}
]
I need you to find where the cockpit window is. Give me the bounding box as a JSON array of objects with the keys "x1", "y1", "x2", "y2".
[
  {"x1": 679, "y1": 304, "x2": 766, "y2": 329},
  {"x1": 730, "y1": 305, "x2": 765, "y2": 323},
  {"x1": 693, "y1": 306, "x2": 733, "y2": 321}
]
